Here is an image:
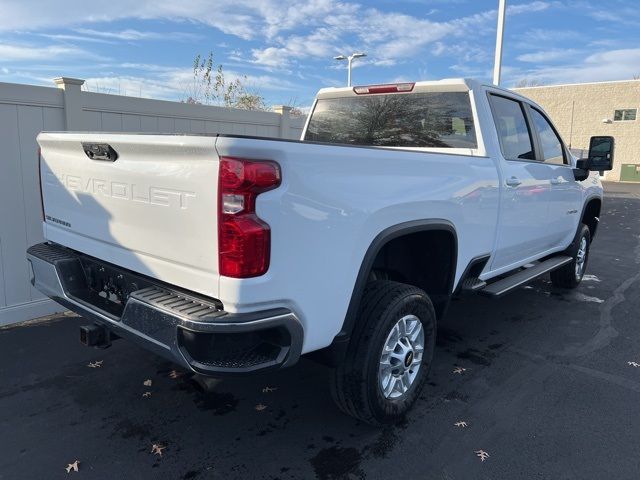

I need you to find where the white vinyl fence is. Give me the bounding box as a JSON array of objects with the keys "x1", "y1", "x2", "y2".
[{"x1": 0, "y1": 77, "x2": 306, "y2": 326}]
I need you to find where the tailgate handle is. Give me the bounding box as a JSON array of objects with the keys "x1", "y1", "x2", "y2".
[{"x1": 82, "y1": 143, "x2": 118, "y2": 162}]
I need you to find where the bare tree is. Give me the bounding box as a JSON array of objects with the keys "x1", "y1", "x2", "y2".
[
  {"x1": 281, "y1": 96, "x2": 307, "y2": 117},
  {"x1": 184, "y1": 52, "x2": 267, "y2": 111}
]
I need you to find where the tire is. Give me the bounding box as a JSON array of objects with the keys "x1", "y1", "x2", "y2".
[
  {"x1": 550, "y1": 223, "x2": 590, "y2": 289},
  {"x1": 330, "y1": 280, "x2": 436, "y2": 425}
]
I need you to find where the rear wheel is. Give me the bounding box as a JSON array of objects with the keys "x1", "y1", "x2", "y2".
[
  {"x1": 550, "y1": 223, "x2": 590, "y2": 289},
  {"x1": 330, "y1": 280, "x2": 436, "y2": 425}
]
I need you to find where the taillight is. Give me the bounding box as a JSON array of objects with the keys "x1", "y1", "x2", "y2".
[
  {"x1": 353, "y1": 82, "x2": 415, "y2": 94},
  {"x1": 218, "y1": 157, "x2": 281, "y2": 278}
]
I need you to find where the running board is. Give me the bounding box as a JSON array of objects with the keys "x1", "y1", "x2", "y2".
[{"x1": 479, "y1": 256, "x2": 573, "y2": 297}]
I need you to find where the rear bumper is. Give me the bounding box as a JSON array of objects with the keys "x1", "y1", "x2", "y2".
[{"x1": 26, "y1": 242, "x2": 303, "y2": 376}]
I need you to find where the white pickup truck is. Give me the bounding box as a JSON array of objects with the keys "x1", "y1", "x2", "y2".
[{"x1": 29, "y1": 79, "x2": 613, "y2": 424}]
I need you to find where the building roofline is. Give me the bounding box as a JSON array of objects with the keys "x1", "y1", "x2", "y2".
[{"x1": 513, "y1": 78, "x2": 640, "y2": 90}]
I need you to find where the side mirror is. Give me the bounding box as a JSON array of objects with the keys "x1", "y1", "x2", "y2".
[
  {"x1": 572, "y1": 165, "x2": 589, "y2": 181},
  {"x1": 584, "y1": 135, "x2": 614, "y2": 171}
]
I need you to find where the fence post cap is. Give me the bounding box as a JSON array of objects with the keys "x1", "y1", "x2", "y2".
[
  {"x1": 273, "y1": 105, "x2": 292, "y2": 114},
  {"x1": 53, "y1": 77, "x2": 85, "y2": 88}
]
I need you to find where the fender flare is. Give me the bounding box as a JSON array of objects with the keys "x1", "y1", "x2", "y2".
[
  {"x1": 338, "y1": 219, "x2": 458, "y2": 339},
  {"x1": 580, "y1": 195, "x2": 603, "y2": 240}
]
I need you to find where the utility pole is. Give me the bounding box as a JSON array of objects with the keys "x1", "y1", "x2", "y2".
[{"x1": 493, "y1": 0, "x2": 506, "y2": 85}]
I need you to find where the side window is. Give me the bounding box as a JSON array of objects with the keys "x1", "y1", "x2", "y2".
[
  {"x1": 488, "y1": 94, "x2": 535, "y2": 160},
  {"x1": 530, "y1": 108, "x2": 566, "y2": 165}
]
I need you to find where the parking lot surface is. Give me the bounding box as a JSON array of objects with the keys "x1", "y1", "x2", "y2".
[{"x1": 2, "y1": 182, "x2": 640, "y2": 479}]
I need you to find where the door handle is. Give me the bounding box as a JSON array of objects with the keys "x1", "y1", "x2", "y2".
[
  {"x1": 550, "y1": 176, "x2": 563, "y2": 185},
  {"x1": 505, "y1": 176, "x2": 521, "y2": 187}
]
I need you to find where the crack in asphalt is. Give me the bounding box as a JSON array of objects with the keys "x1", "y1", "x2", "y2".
[
  {"x1": 510, "y1": 346, "x2": 640, "y2": 395},
  {"x1": 558, "y1": 219, "x2": 640, "y2": 358}
]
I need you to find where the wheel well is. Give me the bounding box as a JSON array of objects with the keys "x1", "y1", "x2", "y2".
[
  {"x1": 369, "y1": 229, "x2": 456, "y2": 320},
  {"x1": 582, "y1": 198, "x2": 601, "y2": 240},
  {"x1": 307, "y1": 222, "x2": 456, "y2": 368}
]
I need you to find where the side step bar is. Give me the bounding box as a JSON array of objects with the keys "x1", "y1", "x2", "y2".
[
  {"x1": 460, "y1": 277, "x2": 487, "y2": 292},
  {"x1": 479, "y1": 256, "x2": 573, "y2": 298}
]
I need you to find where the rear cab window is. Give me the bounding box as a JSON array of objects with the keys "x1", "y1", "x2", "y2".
[{"x1": 304, "y1": 91, "x2": 477, "y2": 149}]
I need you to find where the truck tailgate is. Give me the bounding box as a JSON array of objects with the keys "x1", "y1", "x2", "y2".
[{"x1": 37, "y1": 132, "x2": 220, "y2": 299}]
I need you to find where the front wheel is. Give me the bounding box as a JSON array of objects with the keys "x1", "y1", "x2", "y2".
[
  {"x1": 550, "y1": 223, "x2": 591, "y2": 289},
  {"x1": 330, "y1": 280, "x2": 436, "y2": 425}
]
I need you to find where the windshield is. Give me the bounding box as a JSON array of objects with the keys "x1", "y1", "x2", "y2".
[{"x1": 304, "y1": 91, "x2": 477, "y2": 148}]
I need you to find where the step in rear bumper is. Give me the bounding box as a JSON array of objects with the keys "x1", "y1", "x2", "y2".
[{"x1": 26, "y1": 242, "x2": 303, "y2": 376}]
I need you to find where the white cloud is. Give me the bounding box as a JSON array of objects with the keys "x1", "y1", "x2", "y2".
[
  {"x1": 245, "y1": 1, "x2": 556, "y2": 70},
  {"x1": 250, "y1": 47, "x2": 295, "y2": 68},
  {"x1": 249, "y1": 8, "x2": 485, "y2": 68},
  {"x1": 432, "y1": 41, "x2": 492, "y2": 64},
  {"x1": 0, "y1": 1, "x2": 305, "y2": 40},
  {"x1": 512, "y1": 28, "x2": 584, "y2": 48},
  {"x1": 74, "y1": 28, "x2": 200, "y2": 42},
  {"x1": 508, "y1": 48, "x2": 640, "y2": 86},
  {"x1": 0, "y1": 43, "x2": 102, "y2": 61},
  {"x1": 506, "y1": 0, "x2": 555, "y2": 15},
  {"x1": 80, "y1": 64, "x2": 300, "y2": 101},
  {"x1": 517, "y1": 49, "x2": 582, "y2": 63},
  {"x1": 75, "y1": 28, "x2": 162, "y2": 41},
  {"x1": 38, "y1": 33, "x2": 115, "y2": 44},
  {"x1": 0, "y1": 0, "x2": 559, "y2": 61},
  {"x1": 587, "y1": 7, "x2": 640, "y2": 26}
]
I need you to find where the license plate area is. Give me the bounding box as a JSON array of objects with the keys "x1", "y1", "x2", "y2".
[{"x1": 69, "y1": 256, "x2": 156, "y2": 319}]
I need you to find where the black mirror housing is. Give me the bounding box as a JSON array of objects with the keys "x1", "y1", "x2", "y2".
[
  {"x1": 572, "y1": 167, "x2": 589, "y2": 181},
  {"x1": 576, "y1": 158, "x2": 589, "y2": 170},
  {"x1": 586, "y1": 135, "x2": 614, "y2": 171}
]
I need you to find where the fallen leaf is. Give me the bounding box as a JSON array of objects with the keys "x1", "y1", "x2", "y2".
[
  {"x1": 262, "y1": 386, "x2": 277, "y2": 393},
  {"x1": 143, "y1": 379, "x2": 153, "y2": 387},
  {"x1": 87, "y1": 360, "x2": 103, "y2": 368},
  {"x1": 453, "y1": 367, "x2": 467, "y2": 374},
  {"x1": 255, "y1": 404, "x2": 267, "y2": 411},
  {"x1": 628, "y1": 361, "x2": 640, "y2": 368},
  {"x1": 168, "y1": 370, "x2": 184, "y2": 379},
  {"x1": 65, "y1": 460, "x2": 80, "y2": 473},
  {"x1": 475, "y1": 450, "x2": 490, "y2": 462},
  {"x1": 151, "y1": 444, "x2": 166, "y2": 456},
  {"x1": 454, "y1": 421, "x2": 468, "y2": 428},
  {"x1": 142, "y1": 391, "x2": 152, "y2": 398}
]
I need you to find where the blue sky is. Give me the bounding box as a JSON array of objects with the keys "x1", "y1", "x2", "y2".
[{"x1": 1, "y1": 0, "x2": 639, "y2": 108}]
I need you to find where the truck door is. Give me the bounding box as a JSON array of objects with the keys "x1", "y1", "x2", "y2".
[
  {"x1": 487, "y1": 93, "x2": 558, "y2": 271},
  {"x1": 526, "y1": 105, "x2": 581, "y2": 248}
]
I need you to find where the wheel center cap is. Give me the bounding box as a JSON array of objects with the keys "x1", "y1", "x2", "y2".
[{"x1": 404, "y1": 350, "x2": 414, "y2": 368}]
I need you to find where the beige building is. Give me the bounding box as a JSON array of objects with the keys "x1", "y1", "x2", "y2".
[{"x1": 514, "y1": 80, "x2": 640, "y2": 182}]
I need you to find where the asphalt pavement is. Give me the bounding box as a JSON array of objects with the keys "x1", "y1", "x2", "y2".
[{"x1": 2, "y1": 182, "x2": 640, "y2": 479}]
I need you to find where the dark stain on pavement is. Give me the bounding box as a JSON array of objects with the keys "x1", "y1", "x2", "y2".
[
  {"x1": 456, "y1": 347, "x2": 495, "y2": 366},
  {"x1": 310, "y1": 446, "x2": 364, "y2": 480}
]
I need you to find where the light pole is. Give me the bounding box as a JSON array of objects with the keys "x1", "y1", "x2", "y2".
[
  {"x1": 493, "y1": 0, "x2": 506, "y2": 85},
  {"x1": 334, "y1": 52, "x2": 367, "y2": 86}
]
